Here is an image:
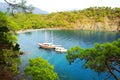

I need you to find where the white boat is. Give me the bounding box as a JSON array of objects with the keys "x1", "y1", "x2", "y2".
[
  {"x1": 38, "y1": 30, "x2": 61, "y2": 49},
  {"x1": 55, "y1": 47, "x2": 67, "y2": 52},
  {"x1": 38, "y1": 42, "x2": 55, "y2": 49}
]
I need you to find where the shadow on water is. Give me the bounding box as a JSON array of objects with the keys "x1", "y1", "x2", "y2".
[{"x1": 24, "y1": 32, "x2": 32, "y2": 35}]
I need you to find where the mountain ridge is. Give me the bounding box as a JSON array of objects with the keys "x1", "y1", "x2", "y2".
[{"x1": 0, "y1": 2, "x2": 49, "y2": 14}]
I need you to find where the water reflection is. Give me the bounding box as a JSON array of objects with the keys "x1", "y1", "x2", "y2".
[
  {"x1": 51, "y1": 30, "x2": 120, "y2": 48},
  {"x1": 24, "y1": 32, "x2": 32, "y2": 35},
  {"x1": 18, "y1": 30, "x2": 120, "y2": 80}
]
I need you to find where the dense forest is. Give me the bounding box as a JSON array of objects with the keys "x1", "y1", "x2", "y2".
[
  {"x1": 8, "y1": 7, "x2": 120, "y2": 31},
  {"x1": 0, "y1": 12, "x2": 21, "y2": 80}
]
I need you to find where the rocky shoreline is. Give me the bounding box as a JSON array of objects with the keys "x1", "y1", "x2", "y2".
[
  {"x1": 16, "y1": 27, "x2": 120, "y2": 34},
  {"x1": 16, "y1": 28, "x2": 63, "y2": 33}
]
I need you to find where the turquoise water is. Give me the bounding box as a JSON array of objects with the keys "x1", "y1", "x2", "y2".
[{"x1": 18, "y1": 30, "x2": 120, "y2": 80}]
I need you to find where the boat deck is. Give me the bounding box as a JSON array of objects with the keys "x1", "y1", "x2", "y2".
[{"x1": 38, "y1": 43, "x2": 67, "y2": 52}]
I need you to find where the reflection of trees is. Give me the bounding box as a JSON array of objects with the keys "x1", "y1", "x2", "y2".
[
  {"x1": 24, "y1": 32, "x2": 32, "y2": 35},
  {"x1": 52, "y1": 30, "x2": 120, "y2": 44},
  {"x1": 76, "y1": 30, "x2": 118, "y2": 43}
]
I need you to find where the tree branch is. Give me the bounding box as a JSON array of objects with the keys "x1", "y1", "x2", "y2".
[
  {"x1": 111, "y1": 66, "x2": 120, "y2": 73},
  {"x1": 105, "y1": 60, "x2": 120, "y2": 80},
  {"x1": 4, "y1": 0, "x2": 17, "y2": 6}
]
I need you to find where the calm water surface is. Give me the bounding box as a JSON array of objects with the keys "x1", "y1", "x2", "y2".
[{"x1": 18, "y1": 30, "x2": 120, "y2": 80}]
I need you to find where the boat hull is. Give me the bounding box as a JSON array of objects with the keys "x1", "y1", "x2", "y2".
[
  {"x1": 38, "y1": 43, "x2": 55, "y2": 49},
  {"x1": 55, "y1": 47, "x2": 67, "y2": 52}
]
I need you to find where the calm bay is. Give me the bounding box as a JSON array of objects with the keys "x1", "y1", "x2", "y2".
[{"x1": 18, "y1": 30, "x2": 120, "y2": 80}]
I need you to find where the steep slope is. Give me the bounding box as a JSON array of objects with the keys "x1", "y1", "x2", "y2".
[{"x1": 9, "y1": 7, "x2": 120, "y2": 31}]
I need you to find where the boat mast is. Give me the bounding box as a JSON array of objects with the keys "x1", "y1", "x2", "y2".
[
  {"x1": 51, "y1": 31, "x2": 53, "y2": 44},
  {"x1": 45, "y1": 30, "x2": 47, "y2": 42}
]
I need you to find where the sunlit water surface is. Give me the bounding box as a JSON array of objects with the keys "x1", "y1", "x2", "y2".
[{"x1": 17, "y1": 30, "x2": 120, "y2": 80}]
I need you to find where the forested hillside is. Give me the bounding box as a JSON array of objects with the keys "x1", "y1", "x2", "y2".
[{"x1": 9, "y1": 7, "x2": 120, "y2": 31}]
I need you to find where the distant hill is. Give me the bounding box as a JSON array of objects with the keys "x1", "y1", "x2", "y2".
[
  {"x1": 0, "y1": 2, "x2": 49, "y2": 14},
  {"x1": 33, "y1": 7, "x2": 48, "y2": 14}
]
